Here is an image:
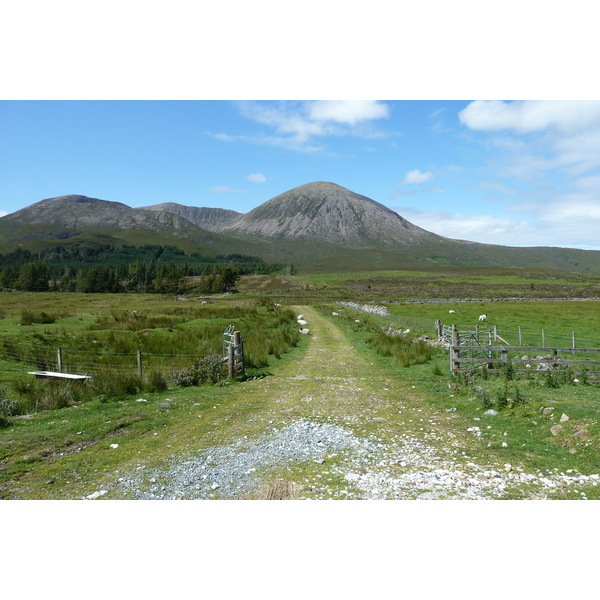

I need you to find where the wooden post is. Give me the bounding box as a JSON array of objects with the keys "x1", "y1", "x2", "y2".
[
  {"x1": 228, "y1": 344, "x2": 234, "y2": 378},
  {"x1": 501, "y1": 348, "x2": 508, "y2": 363},
  {"x1": 435, "y1": 320, "x2": 442, "y2": 339},
  {"x1": 233, "y1": 331, "x2": 242, "y2": 376},
  {"x1": 137, "y1": 350, "x2": 143, "y2": 378},
  {"x1": 518, "y1": 326, "x2": 522, "y2": 347},
  {"x1": 493, "y1": 325, "x2": 498, "y2": 342},
  {"x1": 451, "y1": 325, "x2": 460, "y2": 374},
  {"x1": 57, "y1": 347, "x2": 63, "y2": 373}
]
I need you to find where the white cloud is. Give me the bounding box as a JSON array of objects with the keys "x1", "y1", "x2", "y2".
[
  {"x1": 221, "y1": 100, "x2": 391, "y2": 151},
  {"x1": 247, "y1": 173, "x2": 266, "y2": 183},
  {"x1": 307, "y1": 100, "x2": 390, "y2": 124},
  {"x1": 212, "y1": 133, "x2": 238, "y2": 142},
  {"x1": 459, "y1": 100, "x2": 600, "y2": 134},
  {"x1": 455, "y1": 100, "x2": 600, "y2": 248},
  {"x1": 401, "y1": 169, "x2": 434, "y2": 184},
  {"x1": 0, "y1": 210, "x2": 7, "y2": 218},
  {"x1": 395, "y1": 206, "x2": 541, "y2": 245},
  {"x1": 396, "y1": 190, "x2": 600, "y2": 249}
]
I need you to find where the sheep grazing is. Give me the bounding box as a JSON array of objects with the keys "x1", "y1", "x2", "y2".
[
  {"x1": 449, "y1": 310, "x2": 456, "y2": 314},
  {"x1": 479, "y1": 314, "x2": 487, "y2": 322},
  {"x1": 332, "y1": 312, "x2": 339, "y2": 316},
  {"x1": 297, "y1": 319, "x2": 308, "y2": 326},
  {"x1": 296, "y1": 315, "x2": 304, "y2": 321},
  {"x1": 299, "y1": 328, "x2": 311, "y2": 335}
]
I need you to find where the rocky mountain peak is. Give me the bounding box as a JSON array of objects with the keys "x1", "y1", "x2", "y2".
[{"x1": 225, "y1": 181, "x2": 440, "y2": 247}]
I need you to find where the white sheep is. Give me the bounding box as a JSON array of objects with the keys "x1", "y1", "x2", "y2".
[
  {"x1": 297, "y1": 319, "x2": 308, "y2": 326},
  {"x1": 479, "y1": 314, "x2": 487, "y2": 322},
  {"x1": 299, "y1": 328, "x2": 311, "y2": 335},
  {"x1": 332, "y1": 312, "x2": 339, "y2": 316},
  {"x1": 297, "y1": 314, "x2": 304, "y2": 321},
  {"x1": 449, "y1": 310, "x2": 456, "y2": 314}
]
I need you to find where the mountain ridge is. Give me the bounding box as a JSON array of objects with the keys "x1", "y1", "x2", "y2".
[{"x1": 2, "y1": 182, "x2": 600, "y2": 273}]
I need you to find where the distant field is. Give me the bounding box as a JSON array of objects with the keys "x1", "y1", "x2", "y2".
[
  {"x1": 386, "y1": 300, "x2": 600, "y2": 348},
  {"x1": 297, "y1": 267, "x2": 600, "y2": 301}
]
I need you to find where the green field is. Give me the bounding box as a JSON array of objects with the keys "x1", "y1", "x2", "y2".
[{"x1": 2, "y1": 267, "x2": 600, "y2": 500}]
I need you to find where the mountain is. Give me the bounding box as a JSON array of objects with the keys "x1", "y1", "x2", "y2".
[
  {"x1": 140, "y1": 202, "x2": 243, "y2": 231},
  {"x1": 219, "y1": 182, "x2": 443, "y2": 247},
  {"x1": 4, "y1": 195, "x2": 202, "y2": 235},
  {"x1": 0, "y1": 194, "x2": 275, "y2": 259},
  {"x1": 3, "y1": 183, "x2": 600, "y2": 273}
]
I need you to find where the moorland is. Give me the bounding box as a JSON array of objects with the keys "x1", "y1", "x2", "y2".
[{"x1": 1, "y1": 266, "x2": 600, "y2": 500}]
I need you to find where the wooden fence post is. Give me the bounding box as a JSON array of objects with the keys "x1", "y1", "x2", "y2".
[
  {"x1": 57, "y1": 347, "x2": 63, "y2": 373},
  {"x1": 451, "y1": 326, "x2": 460, "y2": 374},
  {"x1": 228, "y1": 344, "x2": 234, "y2": 378},
  {"x1": 137, "y1": 350, "x2": 143, "y2": 378},
  {"x1": 233, "y1": 331, "x2": 245, "y2": 375},
  {"x1": 518, "y1": 326, "x2": 522, "y2": 347}
]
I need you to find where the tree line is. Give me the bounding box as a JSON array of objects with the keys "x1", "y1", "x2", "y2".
[{"x1": 0, "y1": 244, "x2": 296, "y2": 294}]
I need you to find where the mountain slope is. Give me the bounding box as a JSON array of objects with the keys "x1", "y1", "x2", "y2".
[
  {"x1": 0, "y1": 195, "x2": 278, "y2": 259},
  {"x1": 3, "y1": 195, "x2": 203, "y2": 235},
  {"x1": 141, "y1": 202, "x2": 243, "y2": 231},
  {"x1": 222, "y1": 181, "x2": 442, "y2": 247},
  {"x1": 3, "y1": 185, "x2": 600, "y2": 274}
]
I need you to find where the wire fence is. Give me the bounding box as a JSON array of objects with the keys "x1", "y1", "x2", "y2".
[
  {"x1": 443, "y1": 323, "x2": 600, "y2": 351},
  {"x1": 0, "y1": 342, "x2": 205, "y2": 378}
]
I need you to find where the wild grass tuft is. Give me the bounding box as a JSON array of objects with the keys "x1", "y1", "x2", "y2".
[
  {"x1": 366, "y1": 330, "x2": 433, "y2": 367},
  {"x1": 20, "y1": 310, "x2": 58, "y2": 326}
]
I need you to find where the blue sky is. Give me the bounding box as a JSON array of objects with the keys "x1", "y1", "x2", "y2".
[
  {"x1": 3, "y1": 99, "x2": 600, "y2": 250},
  {"x1": 1, "y1": 2, "x2": 599, "y2": 251}
]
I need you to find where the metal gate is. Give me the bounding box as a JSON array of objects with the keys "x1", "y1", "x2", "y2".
[{"x1": 448, "y1": 326, "x2": 493, "y2": 373}]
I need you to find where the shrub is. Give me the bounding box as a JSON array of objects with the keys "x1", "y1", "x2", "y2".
[
  {"x1": 366, "y1": 330, "x2": 432, "y2": 367},
  {"x1": 510, "y1": 387, "x2": 527, "y2": 408},
  {"x1": 171, "y1": 354, "x2": 225, "y2": 387},
  {"x1": 502, "y1": 359, "x2": 515, "y2": 381},
  {"x1": 91, "y1": 371, "x2": 142, "y2": 402},
  {"x1": 544, "y1": 369, "x2": 560, "y2": 389},
  {"x1": 143, "y1": 370, "x2": 168, "y2": 393},
  {"x1": 0, "y1": 387, "x2": 15, "y2": 427},
  {"x1": 11, "y1": 379, "x2": 92, "y2": 413},
  {"x1": 431, "y1": 363, "x2": 443, "y2": 376},
  {"x1": 20, "y1": 311, "x2": 57, "y2": 326},
  {"x1": 475, "y1": 387, "x2": 494, "y2": 410},
  {"x1": 496, "y1": 385, "x2": 510, "y2": 410}
]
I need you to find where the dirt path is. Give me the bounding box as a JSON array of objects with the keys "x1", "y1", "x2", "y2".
[{"x1": 107, "y1": 306, "x2": 595, "y2": 500}]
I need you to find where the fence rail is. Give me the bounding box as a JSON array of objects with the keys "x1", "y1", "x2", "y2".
[{"x1": 450, "y1": 338, "x2": 600, "y2": 378}]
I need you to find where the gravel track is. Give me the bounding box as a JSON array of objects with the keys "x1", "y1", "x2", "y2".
[{"x1": 93, "y1": 306, "x2": 599, "y2": 500}]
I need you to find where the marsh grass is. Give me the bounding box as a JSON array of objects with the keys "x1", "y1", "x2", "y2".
[
  {"x1": 365, "y1": 330, "x2": 433, "y2": 367},
  {"x1": 0, "y1": 295, "x2": 301, "y2": 421}
]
